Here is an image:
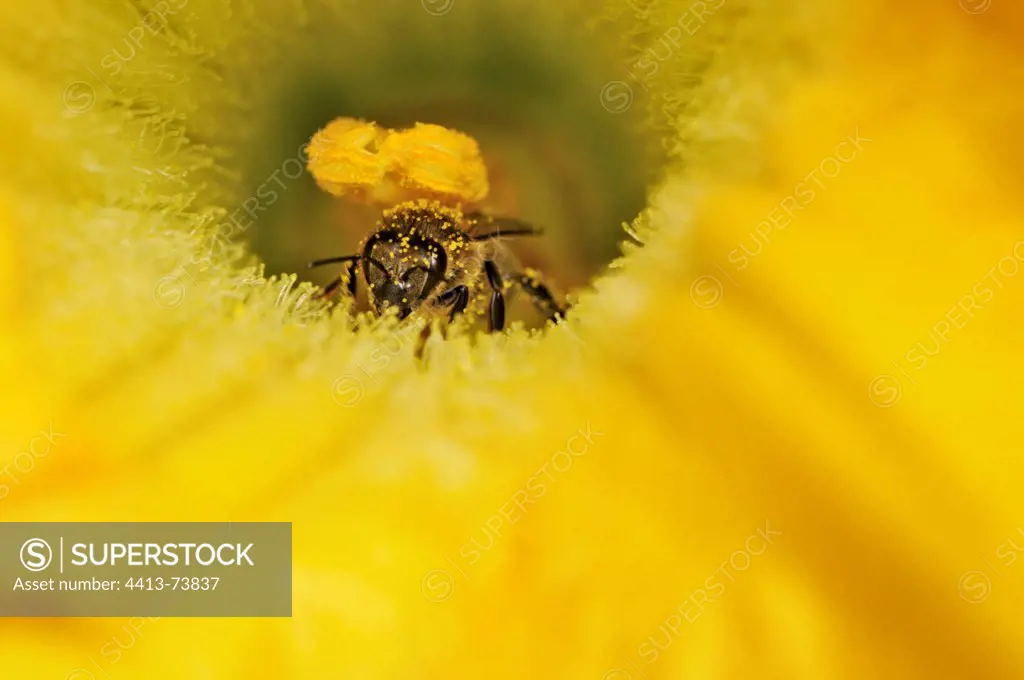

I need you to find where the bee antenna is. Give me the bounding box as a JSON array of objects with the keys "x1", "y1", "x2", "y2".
[
  {"x1": 307, "y1": 255, "x2": 360, "y2": 269},
  {"x1": 472, "y1": 226, "x2": 544, "y2": 241}
]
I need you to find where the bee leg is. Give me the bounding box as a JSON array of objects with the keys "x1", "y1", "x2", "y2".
[
  {"x1": 413, "y1": 323, "x2": 433, "y2": 360},
  {"x1": 308, "y1": 255, "x2": 359, "y2": 300},
  {"x1": 316, "y1": 277, "x2": 342, "y2": 300},
  {"x1": 416, "y1": 287, "x2": 466, "y2": 360},
  {"x1": 450, "y1": 287, "x2": 470, "y2": 323},
  {"x1": 313, "y1": 260, "x2": 358, "y2": 301},
  {"x1": 436, "y1": 285, "x2": 470, "y2": 323},
  {"x1": 511, "y1": 271, "x2": 569, "y2": 322},
  {"x1": 344, "y1": 259, "x2": 358, "y2": 297},
  {"x1": 484, "y1": 260, "x2": 506, "y2": 333}
]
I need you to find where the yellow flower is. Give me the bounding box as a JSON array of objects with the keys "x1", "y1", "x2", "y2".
[{"x1": 2, "y1": 0, "x2": 1024, "y2": 678}]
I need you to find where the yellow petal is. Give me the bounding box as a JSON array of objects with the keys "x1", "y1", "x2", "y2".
[{"x1": 2, "y1": 0, "x2": 1023, "y2": 679}]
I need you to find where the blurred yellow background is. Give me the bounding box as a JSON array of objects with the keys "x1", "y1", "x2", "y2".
[{"x1": 1, "y1": 0, "x2": 1023, "y2": 678}]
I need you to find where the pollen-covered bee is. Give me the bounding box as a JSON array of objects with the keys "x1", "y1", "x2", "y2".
[
  {"x1": 307, "y1": 199, "x2": 567, "y2": 333},
  {"x1": 304, "y1": 117, "x2": 569, "y2": 334}
]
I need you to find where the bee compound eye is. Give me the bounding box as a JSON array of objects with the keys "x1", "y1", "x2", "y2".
[{"x1": 402, "y1": 267, "x2": 428, "y2": 293}]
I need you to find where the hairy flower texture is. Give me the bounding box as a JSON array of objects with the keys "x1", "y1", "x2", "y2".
[{"x1": 2, "y1": 0, "x2": 1024, "y2": 678}]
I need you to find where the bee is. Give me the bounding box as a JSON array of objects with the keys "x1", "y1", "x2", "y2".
[
  {"x1": 307, "y1": 198, "x2": 568, "y2": 333},
  {"x1": 304, "y1": 117, "x2": 569, "y2": 339}
]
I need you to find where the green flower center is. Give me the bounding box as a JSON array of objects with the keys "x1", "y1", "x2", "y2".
[{"x1": 219, "y1": 4, "x2": 662, "y2": 323}]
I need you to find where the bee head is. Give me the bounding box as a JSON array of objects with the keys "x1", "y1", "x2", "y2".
[{"x1": 361, "y1": 229, "x2": 448, "y2": 319}]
